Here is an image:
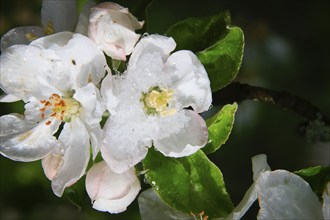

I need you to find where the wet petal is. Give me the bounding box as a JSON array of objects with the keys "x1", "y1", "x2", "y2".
[
  {"x1": 86, "y1": 161, "x2": 141, "y2": 213},
  {"x1": 256, "y1": 170, "x2": 324, "y2": 220},
  {"x1": 128, "y1": 35, "x2": 176, "y2": 69},
  {"x1": 0, "y1": 114, "x2": 60, "y2": 162},
  {"x1": 101, "y1": 117, "x2": 150, "y2": 174},
  {"x1": 165, "y1": 50, "x2": 212, "y2": 113},
  {"x1": 51, "y1": 118, "x2": 90, "y2": 197},
  {"x1": 41, "y1": 0, "x2": 77, "y2": 33},
  {"x1": 154, "y1": 110, "x2": 208, "y2": 157},
  {"x1": 0, "y1": 26, "x2": 44, "y2": 51}
]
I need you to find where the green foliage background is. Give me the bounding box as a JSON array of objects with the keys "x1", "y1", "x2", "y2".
[{"x1": 0, "y1": 0, "x2": 329, "y2": 219}]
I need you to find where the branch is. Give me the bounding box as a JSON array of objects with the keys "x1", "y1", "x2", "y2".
[{"x1": 213, "y1": 82, "x2": 330, "y2": 142}]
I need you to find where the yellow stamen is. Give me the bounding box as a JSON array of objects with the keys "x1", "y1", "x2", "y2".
[
  {"x1": 44, "y1": 21, "x2": 54, "y2": 35},
  {"x1": 141, "y1": 86, "x2": 176, "y2": 116},
  {"x1": 40, "y1": 94, "x2": 80, "y2": 124},
  {"x1": 25, "y1": 33, "x2": 38, "y2": 41}
]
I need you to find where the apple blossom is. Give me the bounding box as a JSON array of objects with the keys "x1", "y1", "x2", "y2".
[
  {"x1": 86, "y1": 161, "x2": 141, "y2": 213},
  {"x1": 101, "y1": 34, "x2": 212, "y2": 173},
  {"x1": 88, "y1": 2, "x2": 144, "y2": 60},
  {"x1": 0, "y1": 32, "x2": 106, "y2": 197},
  {"x1": 223, "y1": 154, "x2": 328, "y2": 220}
]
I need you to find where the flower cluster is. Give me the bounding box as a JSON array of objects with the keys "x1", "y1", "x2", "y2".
[{"x1": 0, "y1": 0, "x2": 211, "y2": 214}]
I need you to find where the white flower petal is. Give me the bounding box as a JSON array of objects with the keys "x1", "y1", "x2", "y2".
[
  {"x1": 224, "y1": 184, "x2": 258, "y2": 220},
  {"x1": 0, "y1": 114, "x2": 60, "y2": 162},
  {"x1": 323, "y1": 182, "x2": 330, "y2": 219},
  {"x1": 165, "y1": 50, "x2": 212, "y2": 113},
  {"x1": 0, "y1": 26, "x2": 44, "y2": 51},
  {"x1": 41, "y1": 0, "x2": 77, "y2": 33},
  {"x1": 223, "y1": 154, "x2": 271, "y2": 220},
  {"x1": 138, "y1": 188, "x2": 193, "y2": 220},
  {"x1": 74, "y1": 83, "x2": 105, "y2": 159},
  {"x1": 256, "y1": 170, "x2": 324, "y2": 220},
  {"x1": 251, "y1": 154, "x2": 271, "y2": 181},
  {"x1": 86, "y1": 161, "x2": 141, "y2": 213},
  {"x1": 101, "y1": 73, "x2": 119, "y2": 114},
  {"x1": 153, "y1": 110, "x2": 208, "y2": 157},
  {"x1": 31, "y1": 32, "x2": 106, "y2": 90},
  {"x1": 75, "y1": 1, "x2": 96, "y2": 36},
  {"x1": 74, "y1": 83, "x2": 105, "y2": 127},
  {"x1": 128, "y1": 35, "x2": 176, "y2": 69},
  {"x1": 42, "y1": 151, "x2": 63, "y2": 181},
  {"x1": 101, "y1": 117, "x2": 150, "y2": 174},
  {"x1": 0, "y1": 44, "x2": 61, "y2": 101},
  {"x1": 88, "y1": 2, "x2": 143, "y2": 60},
  {"x1": 51, "y1": 118, "x2": 90, "y2": 197},
  {"x1": 0, "y1": 94, "x2": 21, "y2": 103}
]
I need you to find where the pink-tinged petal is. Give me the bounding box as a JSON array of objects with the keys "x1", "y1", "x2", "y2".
[
  {"x1": 129, "y1": 35, "x2": 176, "y2": 69},
  {"x1": 0, "y1": 114, "x2": 61, "y2": 162},
  {"x1": 51, "y1": 118, "x2": 90, "y2": 197},
  {"x1": 41, "y1": 0, "x2": 77, "y2": 33},
  {"x1": 0, "y1": 26, "x2": 44, "y2": 51},
  {"x1": 101, "y1": 117, "x2": 150, "y2": 174},
  {"x1": 86, "y1": 161, "x2": 141, "y2": 213},
  {"x1": 88, "y1": 2, "x2": 143, "y2": 60},
  {"x1": 42, "y1": 151, "x2": 63, "y2": 180},
  {"x1": 256, "y1": 170, "x2": 324, "y2": 220},
  {"x1": 94, "y1": 2, "x2": 144, "y2": 30},
  {"x1": 153, "y1": 110, "x2": 208, "y2": 157},
  {"x1": 323, "y1": 182, "x2": 330, "y2": 219},
  {"x1": 0, "y1": 94, "x2": 21, "y2": 103},
  {"x1": 164, "y1": 50, "x2": 212, "y2": 113}
]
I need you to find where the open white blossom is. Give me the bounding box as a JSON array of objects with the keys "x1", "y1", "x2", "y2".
[
  {"x1": 0, "y1": 32, "x2": 106, "y2": 197},
  {"x1": 223, "y1": 154, "x2": 328, "y2": 220},
  {"x1": 1, "y1": 0, "x2": 77, "y2": 51},
  {"x1": 101, "y1": 34, "x2": 212, "y2": 173},
  {"x1": 88, "y1": 2, "x2": 144, "y2": 60},
  {"x1": 86, "y1": 160, "x2": 141, "y2": 213}
]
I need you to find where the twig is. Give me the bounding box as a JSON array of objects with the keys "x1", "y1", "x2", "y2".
[{"x1": 213, "y1": 82, "x2": 330, "y2": 142}]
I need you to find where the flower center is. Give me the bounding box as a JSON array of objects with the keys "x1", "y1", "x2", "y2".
[
  {"x1": 40, "y1": 93, "x2": 80, "y2": 124},
  {"x1": 140, "y1": 86, "x2": 176, "y2": 116}
]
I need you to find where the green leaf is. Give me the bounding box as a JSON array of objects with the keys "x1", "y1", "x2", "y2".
[
  {"x1": 143, "y1": 149, "x2": 233, "y2": 219},
  {"x1": 166, "y1": 11, "x2": 231, "y2": 52},
  {"x1": 294, "y1": 166, "x2": 330, "y2": 200},
  {"x1": 165, "y1": 11, "x2": 244, "y2": 92},
  {"x1": 197, "y1": 27, "x2": 244, "y2": 91},
  {"x1": 203, "y1": 103, "x2": 238, "y2": 154}
]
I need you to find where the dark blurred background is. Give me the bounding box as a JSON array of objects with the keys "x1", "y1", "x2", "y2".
[{"x1": 0, "y1": 0, "x2": 329, "y2": 219}]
